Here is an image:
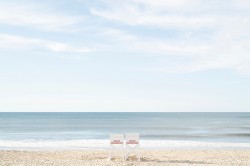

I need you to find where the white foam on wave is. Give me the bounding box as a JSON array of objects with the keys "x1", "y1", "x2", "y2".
[{"x1": 1, "y1": 139, "x2": 250, "y2": 150}]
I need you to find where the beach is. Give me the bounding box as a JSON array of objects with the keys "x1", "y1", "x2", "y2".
[
  {"x1": 1, "y1": 150, "x2": 250, "y2": 166},
  {"x1": 1, "y1": 113, "x2": 250, "y2": 165}
]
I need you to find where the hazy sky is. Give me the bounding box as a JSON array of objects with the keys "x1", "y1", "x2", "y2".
[{"x1": 0, "y1": 0, "x2": 250, "y2": 112}]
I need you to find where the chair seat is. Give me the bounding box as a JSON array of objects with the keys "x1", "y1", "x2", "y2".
[
  {"x1": 111, "y1": 140, "x2": 123, "y2": 144},
  {"x1": 126, "y1": 140, "x2": 139, "y2": 144}
]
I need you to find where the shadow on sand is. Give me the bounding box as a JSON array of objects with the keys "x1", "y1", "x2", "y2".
[
  {"x1": 139, "y1": 157, "x2": 214, "y2": 164},
  {"x1": 108, "y1": 156, "x2": 214, "y2": 165}
]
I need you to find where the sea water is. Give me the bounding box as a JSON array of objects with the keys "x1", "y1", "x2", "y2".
[{"x1": 0, "y1": 112, "x2": 250, "y2": 150}]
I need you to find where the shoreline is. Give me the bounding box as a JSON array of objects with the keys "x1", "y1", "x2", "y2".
[
  {"x1": 1, "y1": 150, "x2": 250, "y2": 166},
  {"x1": 1, "y1": 139, "x2": 250, "y2": 151}
]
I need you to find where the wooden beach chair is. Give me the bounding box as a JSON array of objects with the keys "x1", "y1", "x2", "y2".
[
  {"x1": 109, "y1": 133, "x2": 125, "y2": 161},
  {"x1": 125, "y1": 133, "x2": 140, "y2": 161}
]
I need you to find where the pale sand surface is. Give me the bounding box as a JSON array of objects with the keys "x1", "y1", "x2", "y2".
[{"x1": 0, "y1": 150, "x2": 250, "y2": 166}]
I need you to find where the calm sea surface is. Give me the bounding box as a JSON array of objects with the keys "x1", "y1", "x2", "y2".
[{"x1": 0, "y1": 112, "x2": 250, "y2": 150}]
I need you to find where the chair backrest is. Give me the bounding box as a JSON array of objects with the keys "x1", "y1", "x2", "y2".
[
  {"x1": 125, "y1": 133, "x2": 139, "y2": 144},
  {"x1": 110, "y1": 134, "x2": 124, "y2": 144}
]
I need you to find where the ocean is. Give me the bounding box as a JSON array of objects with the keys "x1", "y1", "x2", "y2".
[{"x1": 0, "y1": 112, "x2": 250, "y2": 150}]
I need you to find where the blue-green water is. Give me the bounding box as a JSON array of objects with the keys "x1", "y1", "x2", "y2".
[{"x1": 0, "y1": 112, "x2": 250, "y2": 150}]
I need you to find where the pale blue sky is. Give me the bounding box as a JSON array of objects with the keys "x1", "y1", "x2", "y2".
[{"x1": 0, "y1": 0, "x2": 250, "y2": 112}]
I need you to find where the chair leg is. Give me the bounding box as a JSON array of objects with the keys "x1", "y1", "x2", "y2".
[
  {"x1": 108, "y1": 149, "x2": 113, "y2": 161},
  {"x1": 137, "y1": 148, "x2": 140, "y2": 161},
  {"x1": 108, "y1": 153, "x2": 111, "y2": 161},
  {"x1": 124, "y1": 152, "x2": 127, "y2": 161},
  {"x1": 122, "y1": 150, "x2": 125, "y2": 161}
]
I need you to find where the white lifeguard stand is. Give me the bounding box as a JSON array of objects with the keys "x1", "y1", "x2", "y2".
[
  {"x1": 125, "y1": 133, "x2": 140, "y2": 161},
  {"x1": 108, "y1": 133, "x2": 125, "y2": 161}
]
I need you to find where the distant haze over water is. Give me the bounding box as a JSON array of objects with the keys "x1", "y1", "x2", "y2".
[{"x1": 0, "y1": 112, "x2": 250, "y2": 150}]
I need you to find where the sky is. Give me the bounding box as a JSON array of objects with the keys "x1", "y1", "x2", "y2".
[{"x1": 0, "y1": 0, "x2": 250, "y2": 112}]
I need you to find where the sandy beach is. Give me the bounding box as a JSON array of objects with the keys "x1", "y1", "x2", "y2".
[{"x1": 0, "y1": 150, "x2": 250, "y2": 166}]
